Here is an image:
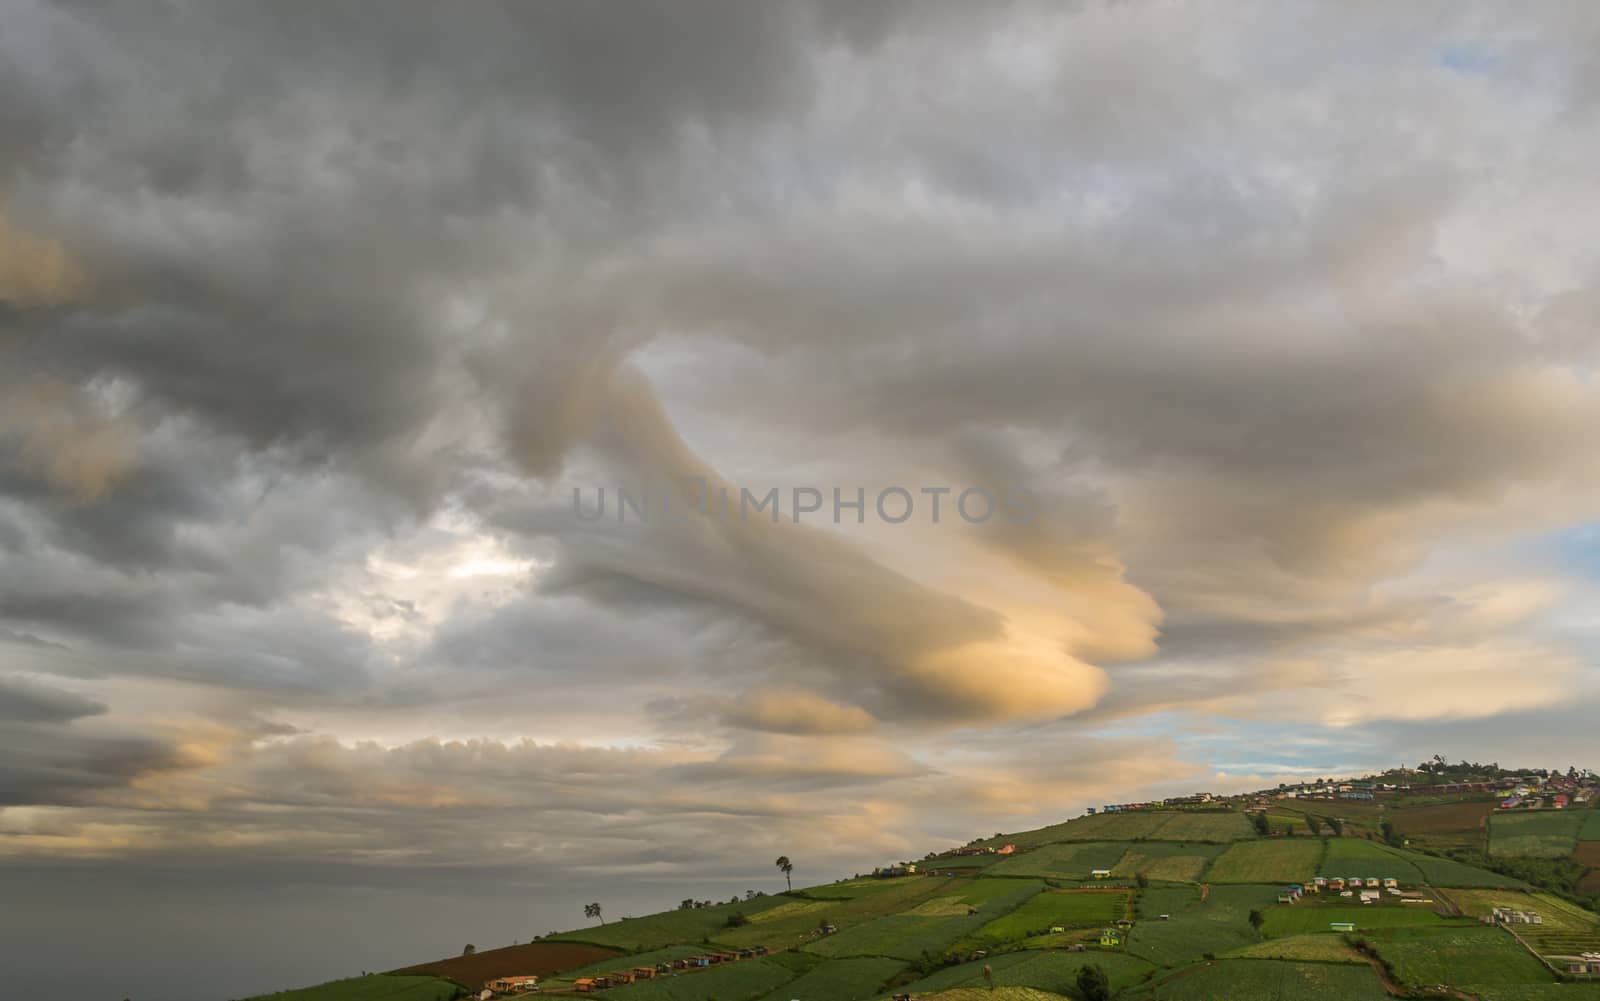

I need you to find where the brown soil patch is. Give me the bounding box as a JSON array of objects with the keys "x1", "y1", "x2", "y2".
[
  {"x1": 393, "y1": 940, "x2": 620, "y2": 989},
  {"x1": 1392, "y1": 801, "x2": 1496, "y2": 835},
  {"x1": 1573, "y1": 840, "x2": 1600, "y2": 869}
]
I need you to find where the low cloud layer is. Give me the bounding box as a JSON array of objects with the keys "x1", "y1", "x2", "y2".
[{"x1": 3, "y1": 3, "x2": 1600, "y2": 996}]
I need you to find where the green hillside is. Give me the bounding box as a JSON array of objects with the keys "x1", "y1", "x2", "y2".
[{"x1": 264, "y1": 767, "x2": 1600, "y2": 1001}]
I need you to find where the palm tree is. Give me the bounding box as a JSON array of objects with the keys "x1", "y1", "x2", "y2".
[
  {"x1": 584, "y1": 902, "x2": 605, "y2": 925},
  {"x1": 775, "y1": 856, "x2": 794, "y2": 891}
]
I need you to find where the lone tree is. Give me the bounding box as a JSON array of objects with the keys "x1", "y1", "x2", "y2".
[
  {"x1": 1328, "y1": 816, "x2": 1344, "y2": 836},
  {"x1": 1251, "y1": 812, "x2": 1271, "y2": 836},
  {"x1": 584, "y1": 902, "x2": 605, "y2": 925},
  {"x1": 775, "y1": 855, "x2": 794, "y2": 891},
  {"x1": 462, "y1": 944, "x2": 476, "y2": 956},
  {"x1": 1305, "y1": 814, "x2": 1323, "y2": 836},
  {"x1": 1248, "y1": 909, "x2": 1265, "y2": 933},
  {"x1": 1075, "y1": 963, "x2": 1111, "y2": 1001}
]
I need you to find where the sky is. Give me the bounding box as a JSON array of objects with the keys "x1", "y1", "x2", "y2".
[{"x1": 3, "y1": 2, "x2": 1600, "y2": 998}]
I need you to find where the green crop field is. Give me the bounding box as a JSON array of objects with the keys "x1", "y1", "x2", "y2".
[
  {"x1": 1123, "y1": 885, "x2": 1282, "y2": 966},
  {"x1": 1582, "y1": 809, "x2": 1600, "y2": 841},
  {"x1": 1385, "y1": 846, "x2": 1526, "y2": 887},
  {"x1": 1319, "y1": 838, "x2": 1426, "y2": 884},
  {"x1": 240, "y1": 975, "x2": 460, "y2": 1001},
  {"x1": 963, "y1": 889, "x2": 1130, "y2": 947},
  {"x1": 1128, "y1": 959, "x2": 1392, "y2": 1000},
  {"x1": 1452, "y1": 987, "x2": 1600, "y2": 1001},
  {"x1": 750, "y1": 957, "x2": 903, "y2": 1001},
  {"x1": 1205, "y1": 840, "x2": 1323, "y2": 883},
  {"x1": 1223, "y1": 933, "x2": 1362, "y2": 963},
  {"x1": 991, "y1": 811, "x2": 1253, "y2": 848},
  {"x1": 1364, "y1": 926, "x2": 1555, "y2": 986},
  {"x1": 714, "y1": 877, "x2": 958, "y2": 951},
  {"x1": 1490, "y1": 811, "x2": 1587, "y2": 858},
  {"x1": 1260, "y1": 903, "x2": 1447, "y2": 936},
  {"x1": 893, "y1": 949, "x2": 1155, "y2": 996},
  {"x1": 986, "y1": 841, "x2": 1131, "y2": 880},
  {"x1": 1113, "y1": 842, "x2": 1227, "y2": 883},
  {"x1": 548, "y1": 895, "x2": 795, "y2": 952},
  {"x1": 545, "y1": 946, "x2": 705, "y2": 986},
  {"x1": 808, "y1": 879, "x2": 1042, "y2": 960},
  {"x1": 1136, "y1": 884, "x2": 1201, "y2": 920},
  {"x1": 604, "y1": 956, "x2": 801, "y2": 1000}
]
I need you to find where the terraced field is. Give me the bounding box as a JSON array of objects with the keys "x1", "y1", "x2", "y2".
[
  {"x1": 1260, "y1": 903, "x2": 1449, "y2": 936},
  {"x1": 1123, "y1": 885, "x2": 1282, "y2": 966},
  {"x1": 1205, "y1": 839, "x2": 1323, "y2": 883},
  {"x1": 1490, "y1": 810, "x2": 1587, "y2": 858},
  {"x1": 962, "y1": 889, "x2": 1131, "y2": 948},
  {"x1": 1126, "y1": 959, "x2": 1392, "y2": 1000},
  {"x1": 1583, "y1": 809, "x2": 1600, "y2": 841},
  {"x1": 1319, "y1": 837, "x2": 1426, "y2": 884},
  {"x1": 994, "y1": 811, "x2": 1253, "y2": 847},
  {"x1": 604, "y1": 956, "x2": 803, "y2": 1000},
  {"x1": 752, "y1": 957, "x2": 902, "y2": 1001},
  {"x1": 894, "y1": 950, "x2": 1156, "y2": 996},
  {"x1": 1112, "y1": 842, "x2": 1227, "y2": 883},
  {"x1": 1223, "y1": 933, "x2": 1362, "y2": 962},
  {"x1": 1364, "y1": 926, "x2": 1556, "y2": 986},
  {"x1": 1391, "y1": 800, "x2": 1496, "y2": 835},
  {"x1": 807, "y1": 879, "x2": 1043, "y2": 960},
  {"x1": 986, "y1": 841, "x2": 1132, "y2": 880},
  {"x1": 548, "y1": 895, "x2": 794, "y2": 952}
]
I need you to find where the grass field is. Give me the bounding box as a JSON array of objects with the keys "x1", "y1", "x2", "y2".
[
  {"x1": 1319, "y1": 838, "x2": 1425, "y2": 884},
  {"x1": 1260, "y1": 903, "x2": 1447, "y2": 937},
  {"x1": 1363, "y1": 926, "x2": 1556, "y2": 986},
  {"x1": 1391, "y1": 800, "x2": 1496, "y2": 835},
  {"x1": 1205, "y1": 840, "x2": 1323, "y2": 884},
  {"x1": 985, "y1": 841, "x2": 1131, "y2": 880},
  {"x1": 750, "y1": 957, "x2": 903, "y2": 1001},
  {"x1": 603, "y1": 956, "x2": 801, "y2": 1000},
  {"x1": 240, "y1": 975, "x2": 461, "y2": 1001},
  {"x1": 963, "y1": 889, "x2": 1130, "y2": 947},
  {"x1": 1440, "y1": 888, "x2": 1600, "y2": 958},
  {"x1": 1128, "y1": 959, "x2": 1392, "y2": 1000},
  {"x1": 908, "y1": 989, "x2": 1075, "y2": 1001},
  {"x1": 1223, "y1": 933, "x2": 1362, "y2": 963},
  {"x1": 1452, "y1": 986, "x2": 1600, "y2": 1001},
  {"x1": 1124, "y1": 885, "x2": 1282, "y2": 966},
  {"x1": 1386, "y1": 846, "x2": 1527, "y2": 888},
  {"x1": 1489, "y1": 810, "x2": 1587, "y2": 858},
  {"x1": 1112, "y1": 842, "x2": 1227, "y2": 883}
]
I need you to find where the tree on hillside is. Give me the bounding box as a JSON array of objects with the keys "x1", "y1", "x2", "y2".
[
  {"x1": 1248, "y1": 909, "x2": 1265, "y2": 934},
  {"x1": 1306, "y1": 815, "x2": 1323, "y2": 836},
  {"x1": 584, "y1": 902, "x2": 605, "y2": 925},
  {"x1": 776, "y1": 855, "x2": 794, "y2": 891},
  {"x1": 1076, "y1": 964, "x2": 1111, "y2": 1001},
  {"x1": 1251, "y1": 812, "x2": 1271, "y2": 836},
  {"x1": 1327, "y1": 816, "x2": 1344, "y2": 836},
  {"x1": 462, "y1": 944, "x2": 476, "y2": 955}
]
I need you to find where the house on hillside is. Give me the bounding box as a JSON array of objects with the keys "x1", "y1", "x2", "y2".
[
  {"x1": 996, "y1": 844, "x2": 1016, "y2": 855},
  {"x1": 1099, "y1": 928, "x2": 1124, "y2": 947},
  {"x1": 1382, "y1": 877, "x2": 1399, "y2": 889},
  {"x1": 574, "y1": 979, "x2": 598, "y2": 994},
  {"x1": 1091, "y1": 869, "x2": 1113, "y2": 880},
  {"x1": 486, "y1": 976, "x2": 539, "y2": 995},
  {"x1": 1330, "y1": 922, "x2": 1356, "y2": 932}
]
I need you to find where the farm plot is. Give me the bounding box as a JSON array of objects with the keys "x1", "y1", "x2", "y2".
[
  {"x1": 962, "y1": 889, "x2": 1130, "y2": 948},
  {"x1": 1136, "y1": 884, "x2": 1201, "y2": 921},
  {"x1": 1127, "y1": 959, "x2": 1392, "y2": 1000},
  {"x1": 1260, "y1": 903, "x2": 1447, "y2": 937},
  {"x1": 242, "y1": 975, "x2": 461, "y2": 1001},
  {"x1": 1113, "y1": 842, "x2": 1227, "y2": 883},
  {"x1": 1364, "y1": 926, "x2": 1556, "y2": 987},
  {"x1": 751, "y1": 957, "x2": 903, "y2": 1001},
  {"x1": 714, "y1": 877, "x2": 958, "y2": 951},
  {"x1": 1443, "y1": 888, "x2": 1600, "y2": 958},
  {"x1": 1152, "y1": 812, "x2": 1256, "y2": 842},
  {"x1": 985, "y1": 841, "x2": 1130, "y2": 880},
  {"x1": 1452, "y1": 986, "x2": 1600, "y2": 1001},
  {"x1": 1490, "y1": 810, "x2": 1586, "y2": 858},
  {"x1": 1387, "y1": 846, "x2": 1525, "y2": 888},
  {"x1": 808, "y1": 879, "x2": 1041, "y2": 961},
  {"x1": 1319, "y1": 837, "x2": 1426, "y2": 884},
  {"x1": 547, "y1": 894, "x2": 793, "y2": 952},
  {"x1": 1223, "y1": 933, "x2": 1362, "y2": 963},
  {"x1": 605, "y1": 956, "x2": 802, "y2": 1001},
  {"x1": 1123, "y1": 884, "x2": 1282, "y2": 966},
  {"x1": 392, "y1": 940, "x2": 622, "y2": 986},
  {"x1": 893, "y1": 949, "x2": 1155, "y2": 996},
  {"x1": 1391, "y1": 800, "x2": 1495, "y2": 835},
  {"x1": 1205, "y1": 839, "x2": 1322, "y2": 884},
  {"x1": 1583, "y1": 809, "x2": 1600, "y2": 841}
]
